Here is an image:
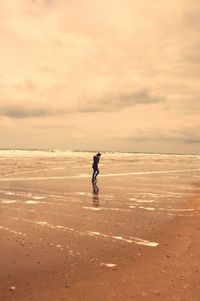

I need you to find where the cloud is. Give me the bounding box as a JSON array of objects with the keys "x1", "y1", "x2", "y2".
[
  {"x1": 0, "y1": 103, "x2": 74, "y2": 119},
  {"x1": 122, "y1": 126, "x2": 200, "y2": 145},
  {"x1": 1, "y1": 106, "x2": 50, "y2": 119},
  {"x1": 0, "y1": 0, "x2": 200, "y2": 153},
  {"x1": 79, "y1": 89, "x2": 166, "y2": 112},
  {"x1": 177, "y1": 128, "x2": 200, "y2": 144}
]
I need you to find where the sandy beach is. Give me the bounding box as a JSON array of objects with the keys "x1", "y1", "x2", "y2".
[{"x1": 0, "y1": 151, "x2": 200, "y2": 301}]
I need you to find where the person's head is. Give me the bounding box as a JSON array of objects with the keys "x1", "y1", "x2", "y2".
[{"x1": 96, "y1": 153, "x2": 101, "y2": 157}]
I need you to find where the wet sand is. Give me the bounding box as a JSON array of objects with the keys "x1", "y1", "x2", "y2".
[{"x1": 0, "y1": 154, "x2": 200, "y2": 300}]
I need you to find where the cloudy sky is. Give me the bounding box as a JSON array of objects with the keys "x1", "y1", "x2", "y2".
[{"x1": 0, "y1": 0, "x2": 200, "y2": 154}]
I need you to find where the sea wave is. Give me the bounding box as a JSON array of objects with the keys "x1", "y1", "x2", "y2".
[{"x1": 0, "y1": 149, "x2": 199, "y2": 159}]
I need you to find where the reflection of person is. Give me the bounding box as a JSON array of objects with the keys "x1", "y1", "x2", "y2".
[
  {"x1": 92, "y1": 153, "x2": 101, "y2": 182},
  {"x1": 92, "y1": 182, "x2": 99, "y2": 207}
]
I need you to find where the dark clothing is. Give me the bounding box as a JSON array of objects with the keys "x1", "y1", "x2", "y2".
[
  {"x1": 92, "y1": 155, "x2": 99, "y2": 168},
  {"x1": 92, "y1": 155, "x2": 100, "y2": 180}
]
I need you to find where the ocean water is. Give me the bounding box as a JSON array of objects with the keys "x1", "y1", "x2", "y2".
[
  {"x1": 0, "y1": 149, "x2": 200, "y2": 251},
  {"x1": 0, "y1": 149, "x2": 199, "y2": 181}
]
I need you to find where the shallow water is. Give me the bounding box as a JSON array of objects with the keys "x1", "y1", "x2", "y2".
[{"x1": 0, "y1": 151, "x2": 200, "y2": 253}]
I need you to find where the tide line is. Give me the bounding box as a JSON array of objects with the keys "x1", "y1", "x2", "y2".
[{"x1": 13, "y1": 217, "x2": 158, "y2": 247}]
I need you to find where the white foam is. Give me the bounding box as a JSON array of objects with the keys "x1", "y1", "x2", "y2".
[
  {"x1": 141, "y1": 193, "x2": 160, "y2": 197},
  {"x1": 112, "y1": 236, "x2": 133, "y2": 243},
  {"x1": 87, "y1": 231, "x2": 110, "y2": 239},
  {"x1": 55, "y1": 225, "x2": 74, "y2": 231},
  {"x1": 169, "y1": 208, "x2": 194, "y2": 212},
  {"x1": 25, "y1": 200, "x2": 46, "y2": 204},
  {"x1": 0, "y1": 225, "x2": 26, "y2": 236},
  {"x1": 159, "y1": 208, "x2": 195, "y2": 212},
  {"x1": 83, "y1": 207, "x2": 101, "y2": 211},
  {"x1": 1, "y1": 200, "x2": 18, "y2": 204},
  {"x1": 88, "y1": 231, "x2": 158, "y2": 246},
  {"x1": 139, "y1": 206, "x2": 156, "y2": 211},
  {"x1": 0, "y1": 149, "x2": 93, "y2": 158},
  {"x1": 13, "y1": 218, "x2": 158, "y2": 247},
  {"x1": 36, "y1": 221, "x2": 48, "y2": 225},
  {"x1": 100, "y1": 263, "x2": 117, "y2": 268},
  {"x1": 131, "y1": 237, "x2": 159, "y2": 247},
  {"x1": 82, "y1": 206, "x2": 129, "y2": 212}
]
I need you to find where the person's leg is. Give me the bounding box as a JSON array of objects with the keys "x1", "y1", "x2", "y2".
[
  {"x1": 92, "y1": 168, "x2": 96, "y2": 181},
  {"x1": 94, "y1": 168, "x2": 99, "y2": 179}
]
